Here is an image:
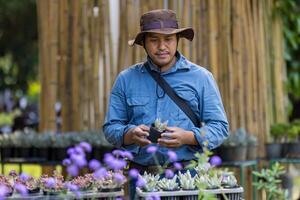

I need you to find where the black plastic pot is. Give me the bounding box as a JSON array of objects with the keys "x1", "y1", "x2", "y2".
[
  {"x1": 286, "y1": 142, "x2": 300, "y2": 158},
  {"x1": 265, "y1": 143, "x2": 282, "y2": 159},
  {"x1": 217, "y1": 146, "x2": 247, "y2": 162}
]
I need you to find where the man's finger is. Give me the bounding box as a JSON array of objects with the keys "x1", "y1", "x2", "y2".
[
  {"x1": 140, "y1": 124, "x2": 150, "y2": 131},
  {"x1": 161, "y1": 132, "x2": 176, "y2": 139},
  {"x1": 136, "y1": 130, "x2": 149, "y2": 137}
]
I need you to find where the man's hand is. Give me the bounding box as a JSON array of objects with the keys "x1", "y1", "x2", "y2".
[
  {"x1": 157, "y1": 127, "x2": 198, "y2": 148},
  {"x1": 124, "y1": 125, "x2": 151, "y2": 147}
]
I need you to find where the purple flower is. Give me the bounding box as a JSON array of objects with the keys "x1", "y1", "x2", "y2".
[
  {"x1": 165, "y1": 169, "x2": 174, "y2": 179},
  {"x1": 116, "y1": 198, "x2": 123, "y2": 200},
  {"x1": 104, "y1": 153, "x2": 127, "y2": 170},
  {"x1": 67, "y1": 147, "x2": 75, "y2": 155},
  {"x1": 89, "y1": 159, "x2": 101, "y2": 171},
  {"x1": 129, "y1": 169, "x2": 139, "y2": 179},
  {"x1": 14, "y1": 183, "x2": 28, "y2": 196},
  {"x1": 0, "y1": 185, "x2": 9, "y2": 198},
  {"x1": 19, "y1": 173, "x2": 30, "y2": 182},
  {"x1": 79, "y1": 142, "x2": 92, "y2": 153},
  {"x1": 70, "y1": 154, "x2": 87, "y2": 168},
  {"x1": 113, "y1": 173, "x2": 126, "y2": 184},
  {"x1": 146, "y1": 146, "x2": 157, "y2": 154},
  {"x1": 103, "y1": 153, "x2": 115, "y2": 166},
  {"x1": 74, "y1": 146, "x2": 85, "y2": 156},
  {"x1": 112, "y1": 159, "x2": 127, "y2": 170},
  {"x1": 112, "y1": 150, "x2": 124, "y2": 157},
  {"x1": 62, "y1": 158, "x2": 71, "y2": 166},
  {"x1": 173, "y1": 162, "x2": 182, "y2": 170},
  {"x1": 167, "y1": 150, "x2": 177, "y2": 162},
  {"x1": 210, "y1": 155, "x2": 222, "y2": 166},
  {"x1": 45, "y1": 177, "x2": 56, "y2": 188},
  {"x1": 67, "y1": 165, "x2": 79, "y2": 177},
  {"x1": 122, "y1": 151, "x2": 133, "y2": 160},
  {"x1": 136, "y1": 177, "x2": 146, "y2": 188},
  {"x1": 93, "y1": 167, "x2": 108, "y2": 179},
  {"x1": 65, "y1": 182, "x2": 79, "y2": 191}
]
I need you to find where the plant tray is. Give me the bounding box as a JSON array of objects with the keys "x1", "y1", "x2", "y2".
[
  {"x1": 136, "y1": 187, "x2": 244, "y2": 200},
  {"x1": 6, "y1": 189, "x2": 124, "y2": 200}
]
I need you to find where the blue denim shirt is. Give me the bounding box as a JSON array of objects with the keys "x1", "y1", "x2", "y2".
[{"x1": 103, "y1": 52, "x2": 229, "y2": 166}]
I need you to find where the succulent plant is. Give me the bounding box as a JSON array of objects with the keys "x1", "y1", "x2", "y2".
[
  {"x1": 221, "y1": 172, "x2": 238, "y2": 188},
  {"x1": 140, "y1": 172, "x2": 160, "y2": 192},
  {"x1": 95, "y1": 171, "x2": 125, "y2": 191},
  {"x1": 158, "y1": 175, "x2": 179, "y2": 191},
  {"x1": 39, "y1": 171, "x2": 66, "y2": 193},
  {"x1": 70, "y1": 174, "x2": 95, "y2": 191},
  {"x1": 153, "y1": 118, "x2": 168, "y2": 132},
  {"x1": 195, "y1": 162, "x2": 211, "y2": 175},
  {"x1": 206, "y1": 174, "x2": 222, "y2": 189},
  {"x1": 178, "y1": 171, "x2": 196, "y2": 190}
]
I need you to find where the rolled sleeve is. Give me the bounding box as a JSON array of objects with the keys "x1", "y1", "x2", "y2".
[{"x1": 192, "y1": 72, "x2": 229, "y2": 149}]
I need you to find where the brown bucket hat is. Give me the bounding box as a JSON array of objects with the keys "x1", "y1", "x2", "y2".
[{"x1": 128, "y1": 9, "x2": 194, "y2": 46}]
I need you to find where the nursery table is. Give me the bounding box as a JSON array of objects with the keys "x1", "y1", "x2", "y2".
[
  {"x1": 220, "y1": 159, "x2": 258, "y2": 200},
  {"x1": 269, "y1": 158, "x2": 300, "y2": 166}
]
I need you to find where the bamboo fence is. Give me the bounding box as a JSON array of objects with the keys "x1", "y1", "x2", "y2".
[{"x1": 37, "y1": 0, "x2": 287, "y2": 154}]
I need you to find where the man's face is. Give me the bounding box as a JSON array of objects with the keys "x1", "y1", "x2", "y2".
[{"x1": 144, "y1": 33, "x2": 177, "y2": 71}]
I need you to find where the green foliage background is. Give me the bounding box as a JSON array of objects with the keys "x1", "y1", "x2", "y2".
[{"x1": 0, "y1": 0, "x2": 38, "y2": 96}]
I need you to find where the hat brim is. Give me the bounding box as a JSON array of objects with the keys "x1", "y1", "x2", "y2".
[{"x1": 128, "y1": 27, "x2": 194, "y2": 46}]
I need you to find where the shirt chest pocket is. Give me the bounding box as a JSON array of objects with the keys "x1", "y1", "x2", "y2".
[{"x1": 126, "y1": 96, "x2": 150, "y2": 124}]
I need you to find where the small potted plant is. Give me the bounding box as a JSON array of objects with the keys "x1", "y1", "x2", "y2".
[
  {"x1": 157, "y1": 175, "x2": 179, "y2": 191},
  {"x1": 266, "y1": 123, "x2": 288, "y2": 159},
  {"x1": 148, "y1": 118, "x2": 168, "y2": 143},
  {"x1": 220, "y1": 172, "x2": 238, "y2": 188},
  {"x1": 70, "y1": 174, "x2": 95, "y2": 192},
  {"x1": 246, "y1": 134, "x2": 258, "y2": 160},
  {"x1": 178, "y1": 171, "x2": 196, "y2": 190},
  {"x1": 95, "y1": 171, "x2": 125, "y2": 192},
  {"x1": 138, "y1": 172, "x2": 160, "y2": 192},
  {"x1": 0, "y1": 174, "x2": 14, "y2": 197},
  {"x1": 40, "y1": 171, "x2": 66, "y2": 195},
  {"x1": 284, "y1": 120, "x2": 300, "y2": 158},
  {"x1": 16, "y1": 175, "x2": 40, "y2": 194}
]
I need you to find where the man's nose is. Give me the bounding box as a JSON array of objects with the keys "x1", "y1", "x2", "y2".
[{"x1": 158, "y1": 41, "x2": 166, "y2": 50}]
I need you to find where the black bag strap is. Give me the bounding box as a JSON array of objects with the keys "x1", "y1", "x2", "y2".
[{"x1": 144, "y1": 62, "x2": 201, "y2": 127}]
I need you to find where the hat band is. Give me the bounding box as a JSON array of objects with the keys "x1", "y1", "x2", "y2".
[{"x1": 142, "y1": 20, "x2": 178, "y2": 31}]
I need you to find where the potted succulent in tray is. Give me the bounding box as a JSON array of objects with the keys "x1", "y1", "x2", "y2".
[
  {"x1": 9, "y1": 171, "x2": 40, "y2": 194},
  {"x1": 40, "y1": 171, "x2": 66, "y2": 195},
  {"x1": 147, "y1": 118, "x2": 168, "y2": 143},
  {"x1": 138, "y1": 172, "x2": 160, "y2": 192},
  {"x1": 0, "y1": 174, "x2": 14, "y2": 197},
  {"x1": 178, "y1": 171, "x2": 196, "y2": 190},
  {"x1": 266, "y1": 123, "x2": 288, "y2": 159},
  {"x1": 157, "y1": 175, "x2": 179, "y2": 191},
  {"x1": 220, "y1": 172, "x2": 238, "y2": 188},
  {"x1": 69, "y1": 174, "x2": 95, "y2": 192},
  {"x1": 95, "y1": 171, "x2": 126, "y2": 192}
]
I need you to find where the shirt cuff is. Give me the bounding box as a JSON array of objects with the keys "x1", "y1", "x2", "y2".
[
  {"x1": 121, "y1": 124, "x2": 140, "y2": 155},
  {"x1": 191, "y1": 126, "x2": 213, "y2": 150}
]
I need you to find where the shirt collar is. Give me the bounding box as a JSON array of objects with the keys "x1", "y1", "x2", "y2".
[{"x1": 140, "y1": 51, "x2": 190, "y2": 73}]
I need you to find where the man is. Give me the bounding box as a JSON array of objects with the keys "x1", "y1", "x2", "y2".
[{"x1": 103, "y1": 8, "x2": 229, "y2": 197}]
